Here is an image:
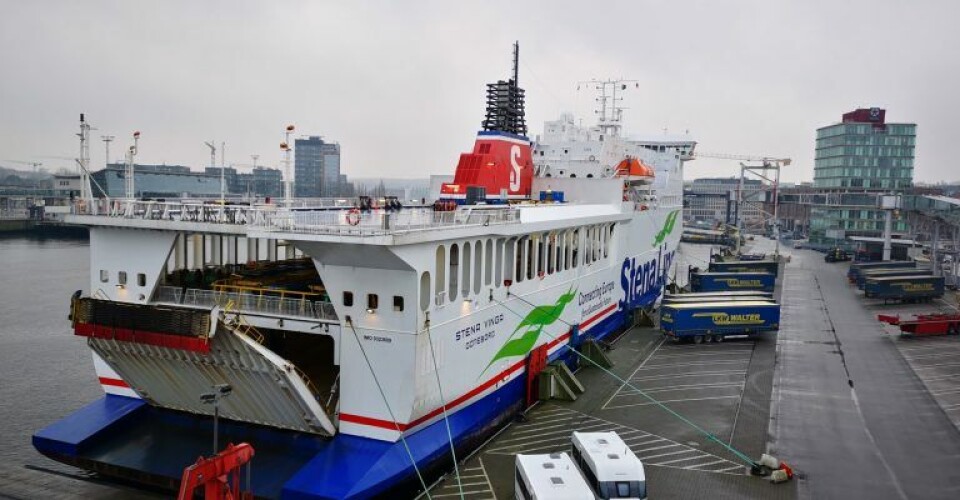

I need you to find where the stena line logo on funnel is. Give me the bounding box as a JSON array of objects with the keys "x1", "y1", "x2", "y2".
[
  {"x1": 620, "y1": 245, "x2": 676, "y2": 310},
  {"x1": 509, "y1": 145, "x2": 522, "y2": 191}
]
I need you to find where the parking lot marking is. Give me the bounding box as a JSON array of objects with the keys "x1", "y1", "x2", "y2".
[
  {"x1": 426, "y1": 455, "x2": 497, "y2": 500},
  {"x1": 634, "y1": 359, "x2": 750, "y2": 370},
  {"x1": 604, "y1": 395, "x2": 741, "y2": 410},
  {"x1": 482, "y1": 406, "x2": 743, "y2": 474},
  {"x1": 651, "y1": 352, "x2": 754, "y2": 361},
  {"x1": 601, "y1": 337, "x2": 667, "y2": 409},
  {"x1": 628, "y1": 370, "x2": 747, "y2": 382},
  {"x1": 614, "y1": 382, "x2": 744, "y2": 396}
]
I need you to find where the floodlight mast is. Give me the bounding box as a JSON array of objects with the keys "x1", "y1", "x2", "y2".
[{"x1": 281, "y1": 125, "x2": 295, "y2": 206}]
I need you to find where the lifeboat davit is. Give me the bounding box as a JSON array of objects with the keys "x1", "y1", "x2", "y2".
[{"x1": 614, "y1": 157, "x2": 655, "y2": 184}]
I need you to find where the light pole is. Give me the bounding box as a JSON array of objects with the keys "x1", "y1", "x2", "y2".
[
  {"x1": 200, "y1": 383, "x2": 233, "y2": 455},
  {"x1": 281, "y1": 125, "x2": 295, "y2": 206}
]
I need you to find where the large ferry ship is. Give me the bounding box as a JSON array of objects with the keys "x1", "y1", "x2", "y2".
[{"x1": 33, "y1": 48, "x2": 695, "y2": 498}]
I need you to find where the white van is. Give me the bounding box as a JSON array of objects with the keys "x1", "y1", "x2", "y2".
[
  {"x1": 515, "y1": 452, "x2": 595, "y2": 500},
  {"x1": 571, "y1": 431, "x2": 646, "y2": 499}
]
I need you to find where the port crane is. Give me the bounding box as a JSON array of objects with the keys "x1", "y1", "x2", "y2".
[{"x1": 691, "y1": 151, "x2": 791, "y2": 254}]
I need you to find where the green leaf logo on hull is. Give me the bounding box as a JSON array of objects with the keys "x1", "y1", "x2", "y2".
[
  {"x1": 653, "y1": 209, "x2": 681, "y2": 247},
  {"x1": 482, "y1": 287, "x2": 577, "y2": 376}
]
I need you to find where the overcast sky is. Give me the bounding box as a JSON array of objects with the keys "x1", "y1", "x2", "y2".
[{"x1": 1, "y1": 0, "x2": 957, "y2": 184}]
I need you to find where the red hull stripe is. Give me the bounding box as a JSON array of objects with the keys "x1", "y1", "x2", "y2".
[
  {"x1": 99, "y1": 376, "x2": 130, "y2": 388},
  {"x1": 340, "y1": 303, "x2": 618, "y2": 432},
  {"x1": 75, "y1": 323, "x2": 211, "y2": 353}
]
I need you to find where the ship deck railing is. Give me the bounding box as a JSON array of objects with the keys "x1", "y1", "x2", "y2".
[
  {"x1": 153, "y1": 285, "x2": 338, "y2": 321},
  {"x1": 69, "y1": 199, "x2": 521, "y2": 236}
]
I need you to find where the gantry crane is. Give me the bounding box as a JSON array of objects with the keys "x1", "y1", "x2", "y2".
[{"x1": 691, "y1": 152, "x2": 792, "y2": 254}]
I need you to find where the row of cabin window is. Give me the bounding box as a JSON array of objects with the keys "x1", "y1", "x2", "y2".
[
  {"x1": 342, "y1": 291, "x2": 404, "y2": 312},
  {"x1": 99, "y1": 270, "x2": 147, "y2": 287},
  {"x1": 431, "y1": 224, "x2": 615, "y2": 306}
]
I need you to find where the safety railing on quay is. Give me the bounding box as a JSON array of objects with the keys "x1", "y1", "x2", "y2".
[{"x1": 152, "y1": 285, "x2": 337, "y2": 321}]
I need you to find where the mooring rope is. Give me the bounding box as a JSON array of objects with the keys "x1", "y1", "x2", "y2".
[
  {"x1": 424, "y1": 316, "x2": 465, "y2": 499},
  {"x1": 345, "y1": 319, "x2": 433, "y2": 498},
  {"x1": 497, "y1": 293, "x2": 759, "y2": 468}
]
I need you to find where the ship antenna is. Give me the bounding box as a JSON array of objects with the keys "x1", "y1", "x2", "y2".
[
  {"x1": 513, "y1": 40, "x2": 519, "y2": 87},
  {"x1": 481, "y1": 43, "x2": 527, "y2": 136}
]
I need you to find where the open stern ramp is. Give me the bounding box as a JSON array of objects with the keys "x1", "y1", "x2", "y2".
[{"x1": 76, "y1": 298, "x2": 336, "y2": 436}]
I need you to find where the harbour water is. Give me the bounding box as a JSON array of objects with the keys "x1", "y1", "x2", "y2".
[{"x1": 0, "y1": 234, "x2": 160, "y2": 498}]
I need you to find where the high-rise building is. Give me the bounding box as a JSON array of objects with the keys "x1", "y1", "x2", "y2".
[
  {"x1": 809, "y1": 108, "x2": 916, "y2": 245},
  {"x1": 294, "y1": 136, "x2": 341, "y2": 198},
  {"x1": 814, "y1": 108, "x2": 915, "y2": 190}
]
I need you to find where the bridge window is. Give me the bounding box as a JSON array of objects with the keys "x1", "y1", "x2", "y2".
[
  {"x1": 367, "y1": 294, "x2": 379, "y2": 311},
  {"x1": 343, "y1": 291, "x2": 354, "y2": 307},
  {"x1": 118, "y1": 271, "x2": 127, "y2": 285},
  {"x1": 137, "y1": 273, "x2": 146, "y2": 287},
  {"x1": 393, "y1": 295, "x2": 404, "y2": 312},
  {"x1": 100, "y1": 270, "x2": 109, "y2": 283}
]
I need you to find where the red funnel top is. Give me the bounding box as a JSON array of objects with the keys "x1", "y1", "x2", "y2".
[{"x1": 441, "y1": 133, "x2": 533, "y2": 200}]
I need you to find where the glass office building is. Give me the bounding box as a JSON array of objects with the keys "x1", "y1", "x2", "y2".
[{"x1": 809, "y1": 108, "x2": 915, "y2": 245}]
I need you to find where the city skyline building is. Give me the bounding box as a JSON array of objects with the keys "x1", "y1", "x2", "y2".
[
  {"x1": 294, "y1": 136, "x2": 341, "y2": 197},
  {"x1": 809, "y1": 108, "x2": 916, "y2": 245}
]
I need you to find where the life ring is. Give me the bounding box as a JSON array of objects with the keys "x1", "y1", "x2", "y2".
[{"x1": 346, "y1": 208, "x2": 361, "y2": 226}]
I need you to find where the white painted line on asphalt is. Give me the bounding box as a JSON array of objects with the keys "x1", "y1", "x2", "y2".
[
  {"x1": 901, "y1": 351, "x2": 960, "y2": 360},
  {"x1": 930, "y1": 388, "x2": 960, "y2": 396},
  {"x1": 614, "y1": 382, "x2": 744, "y2": 396},
  {"x1": 489, "y1": 423, "x2": 612, "y2": 447},
  {"x1": 690, "y1": 458, "x2": 735, "y2": 469},
  {"x1": 912, "y1": 373, "x2": 960, "y2": 382},
  {"x1": 911, "y1": 361, "x2": 960, "y2": 370},
  {"x1": 601, "y1": 338, "x2": 666, "y2": 410},
  {"x1": 651, "y1": 350, "x2": 754, "y2": 359},
  {"x1": 478, "y1": 457, "x2": 497, "y2": 499},
  {"x1": 633, "y1": 359, "x2": 750, "y2": 370},
  {"x1": 657, "y1": 454, "x2": 713, "y2": 466},
  {"x1": 639, "y1": 449, "x2": 699, "y2": 461},
  {"x1": 433, "y1": 490, "x2": 491, "y2": 498},
  {"x1": 631, "y1": 443, "x2": 680, "y2": 454},
  {"x1": 604, "y1": 395, "x2": 740, "y2": 410},
  {"x1": 489, "y1": 429, "x2": 589, "y2": 449},
  {"x1": 504, "y1": 418, "x2": 580, "y2": 436},
  {"x1": 629, "y1": 370, "x2": 747, "y2": 382},
  {"x1": 896, "y1": 343, "x2": 960, "y2": 352}
]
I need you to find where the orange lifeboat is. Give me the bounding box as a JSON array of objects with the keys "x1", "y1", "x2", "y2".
[{"x1": 614, "y1": 157, "x2": 655, "y2": 181}]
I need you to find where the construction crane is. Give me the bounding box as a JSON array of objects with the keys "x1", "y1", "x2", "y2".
[
  {"x1": 693, "y1": 152, "x2": 791, "y2": 167},
  {"x1": 691, "y1": 151, "x2": 792, "y2": 255}
]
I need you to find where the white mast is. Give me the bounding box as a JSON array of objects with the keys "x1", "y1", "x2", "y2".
[
  {"x1": 578, "y1": 78, "x2": 638, "y2": 138},
  {"x1": 281, "y1": 125, "x2": 295, "y2": 205},
  {"x1": 125, "y1": 131, "x2": 140, "y2": 200},
  {"x1": 78, "y1": 114, "x2": 94, "y2": 203},
  {"x1": 101, "y1": 135, "x2": 115, "y2": 168}
]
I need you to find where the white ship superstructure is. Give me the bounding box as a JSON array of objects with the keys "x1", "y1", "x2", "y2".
[{"x1": 35, "y1": 59, "x2": 694, "y2": 499}]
